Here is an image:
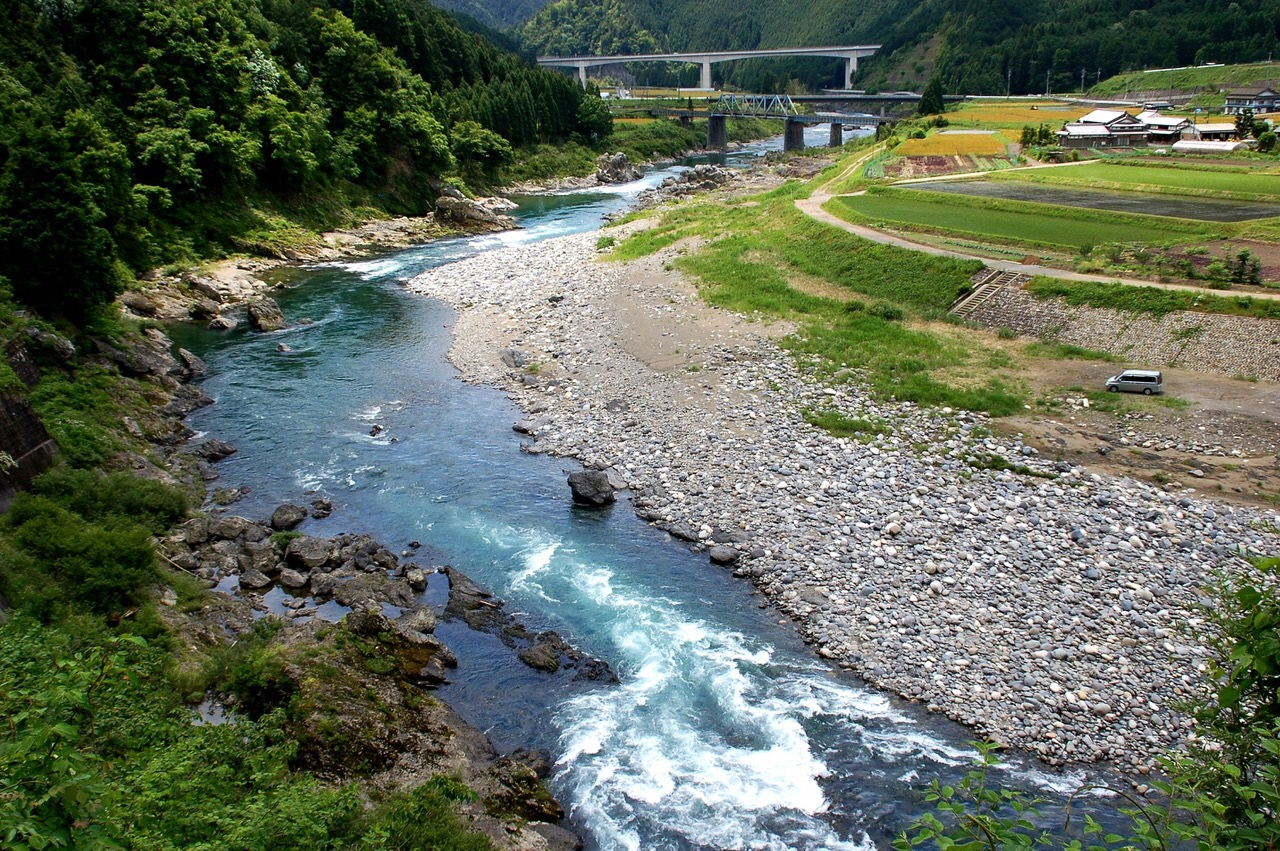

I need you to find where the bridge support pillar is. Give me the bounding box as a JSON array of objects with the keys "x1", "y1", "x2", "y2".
[
  {"x1": 679, "y1": 114, "x2": 692, "y2": 128},
  {"x1": 700, "y1": 60, "x2": 712, "y2": 90},
  {"x1": 784, "y1": 118, "x2": 805, "y2": 152},
  {"x1": 844, "y1": 56, "x2": 857, "y2": 90},
  {"x1": 707, "y1": 114, "x2": 727, "y2": 149},
  {"x1": 576, "y1": 63, "x2": 588, "y2": 86},
  {"x1": 828, "y1": 122, "x2": 843, "y2": 148}
]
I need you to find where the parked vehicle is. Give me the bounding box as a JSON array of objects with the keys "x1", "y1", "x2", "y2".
[{"x1": 1105, "y1": 369, "x2": 1164, "y2": 395}]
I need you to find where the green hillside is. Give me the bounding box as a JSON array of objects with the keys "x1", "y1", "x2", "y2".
[
  {"x1": 517, "y1": 0, "x2": 1280, "y2": 94},
  {"x1": 0, "y1": 0, "x2": 600, "y2": 320}
]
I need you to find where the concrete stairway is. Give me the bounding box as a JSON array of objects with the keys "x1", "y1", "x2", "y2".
[{"x1": 949, "y1": 269, "x2": 1030, "y2": 320}]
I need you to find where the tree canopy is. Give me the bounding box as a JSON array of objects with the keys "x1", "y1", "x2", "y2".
[{"x1": 0, "y1": 0, "x2": 603, "y2": 320}]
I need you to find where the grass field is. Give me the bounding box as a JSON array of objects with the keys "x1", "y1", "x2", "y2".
[
  {"x1": 830, "y1": 187, "x2": 1214, "y2": 249},
  {"x1": 995, "y1": 162, "x2": 1280, "y2": 201},
  {"x1": 896, "y1": 133, "x2": 1007, "y2": 156},
  {"x1": 607, "y1": 186, "x2": 1034, "y2": 415}
]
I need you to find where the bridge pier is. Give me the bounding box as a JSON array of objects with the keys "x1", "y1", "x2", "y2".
[
  {"x1": 679, "y1": 114, "x2": 692, "y2": 128},
  {"x1": 707, "y1": 114, "x2": 727, "y2": 149},
  {"x1": 576, "y1": 63, "x2": 589, "y2": 85},
  {"x1": 844, "y1": 56, "x2": 857, "y2": 90},
  {"x1": 784, "y1": 118, "x2": 805, "y2": 152},
  {"x1": 828, "y1": 122, "x2": 843, "y2": 148},
  {"x1": 700, "y1": 60, "x2": 712, "y2": 90}
]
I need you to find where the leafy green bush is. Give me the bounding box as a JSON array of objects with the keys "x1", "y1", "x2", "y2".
[
  {"x1": 358, "y1": 777, "x2": 492, "y2": 851},
  {"x1": 1, "y1": 493, "x2": 159, "y2": 619},
  {"x1": 32, "y1": 468, "x2": 188, "y2": 533}
]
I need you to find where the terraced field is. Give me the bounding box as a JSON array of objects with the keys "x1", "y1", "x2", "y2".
[
  {"x1": 831, "y1": 187, "x2": 1219, "y2": 249},
  {"x1": 993, "y1": 161, "x2": 1280, "y2": 200}
]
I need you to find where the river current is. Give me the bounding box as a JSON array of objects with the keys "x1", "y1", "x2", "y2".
[{"x1": 175, "y1": 127, "x2": 1098, "y2": 849}]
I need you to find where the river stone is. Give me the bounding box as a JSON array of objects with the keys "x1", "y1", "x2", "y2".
[
  {"x1": 194, "y1": 438, "x2": 237, "y2": 461},
  {"x1": 210, "y1": 515, "x2": 253, "y2": 541},
  {"x1": 310, "y1": 497, "x2": 333, "y2": 519},
  {"x1": 708, "y1": 545, "x2": 739, "y2": 565},
  {"x1": 567, "y1": 469, "x2": 615, "y2": 506},
  {"x1": 247, "y1": 297, "x2": 286, "y2": 331},
  {"x1": 286, "y1": 535, "x2": 332, "y2": 570},
  {"x1": 271, "y1": 503, "x2": 308, "y2": 530},
  {"x1": 239, "y1": 568, "x2": 272, "y2": 590},
  {"x1": 278, "y1": 568, "x2": 308, "y2": 589}
]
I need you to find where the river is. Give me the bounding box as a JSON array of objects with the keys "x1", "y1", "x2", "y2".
[{"x1": 174, "y1": 128, "x2": 1106, "y2": 850}]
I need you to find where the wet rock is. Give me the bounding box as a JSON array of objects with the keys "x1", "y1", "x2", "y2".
[
  {"x1": 278, "y1": 568, "x2": 309, "y2": 589},
  {"x1": 239, "y1": 568, "x2": 272, "y2": 589},
  {"x1": 194, "y1": 438, "x2": 237, "y2": 462},
  {"x1": 160, "y1": 384, "x2": 214, "y2": 417},
  {"x1": 310, "y1": 497, "x2": 333, "y2": 519},
  {"x1": 286, "y1": 535, "x2": 332, "y2": 570},
  {"x1": 708, "y1": 545, "x2": 739, "y2": 565},
  {"x1": 595, "y1": 151, "x2": 642, "y2": 184},
  {"x1": 271, "y1": 503, "x2": 308, "y2": 531},
  {"x1": 177, "y1": 348, "x2": 207, "y2": 378},
  {"x1": 567, "y1": 469, "x2": 615, "y2": 506},
  {"x1": 121, "y1": 290, "x2": 160, "y2": 316},
  {"x1": 247, "y1": 297, "x2": 286, "y2": 332}
]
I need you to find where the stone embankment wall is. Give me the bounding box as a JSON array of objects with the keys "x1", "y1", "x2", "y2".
[{"x1": 967, "y1": 287, "x2": 1280, "y2": 380}]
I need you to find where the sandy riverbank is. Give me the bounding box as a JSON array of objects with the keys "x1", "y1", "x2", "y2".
[{"x1": 407, "y1": 226, "x2": 1280, "y2": 779}]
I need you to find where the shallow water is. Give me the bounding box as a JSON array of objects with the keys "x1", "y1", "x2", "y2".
[
  {"x1": 174, "y1": 128, "x2": 1116, "y2": 849},
  {"x1": 915, "y1": 178, "x2": 1280, "y2": 222}
]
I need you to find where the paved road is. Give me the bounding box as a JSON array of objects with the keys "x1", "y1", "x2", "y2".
[{"x1": 794, "y1": 152, "x2": 1280, "y2": 302}]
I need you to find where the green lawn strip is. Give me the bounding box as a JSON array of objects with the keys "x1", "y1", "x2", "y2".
[
  {"x1": 1026, "y1": 277, "x2": 1280, "y2": 320},
  {"x1": 992, "y1": 162, "x2": 1280, "y2": 202},
  {"x1": 612, "y1": 195, "x2": 1022, "y2": 414},
  {"x1": 829, "y1": 189, "x2": 1208, "y2": 250}
]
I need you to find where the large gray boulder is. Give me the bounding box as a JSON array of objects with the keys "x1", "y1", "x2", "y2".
[
  {"x1": 567, "y1": 470, "x2": 615, "y2": 506},
  {"x1": 247, "y1": 297, "x2": 286, "y2": 331},
  {"x1": 595, "y1": 152, "x2": 642, "y2": 184},
  {"x1": 434, "y1": 193, "x2": 516, "y2": 227},
  {"x1": 270, "y1": 503, "x2": 308, "y2": 530},
  {"x1": 285, "y1": 535, "x2": 333, "y2": 570}
]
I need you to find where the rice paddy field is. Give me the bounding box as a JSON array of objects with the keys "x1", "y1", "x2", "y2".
[
  {"x1": 830, "y1": 187, "x2": 1220, "y2": 250},
  {"x1": 941, "y1": 101, "x2": 1091, "y2": 129},
  {"x1": 993, "y1": 161, "x2": 1280, "y2": 200},
  {"x1": 896, "y1": 132, "x2": 1008, "y2": 156}
]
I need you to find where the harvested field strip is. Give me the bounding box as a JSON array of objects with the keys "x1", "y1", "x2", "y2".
[
  {"x1": 830, "y1": 187, "x2": 1217, "y2": 249},
  {"x1": 897, "y1": 134, "x2": 1006, "y2": 156},
  {"x1": 994, "y1": 162, "x2": 1280, "y2": 201}
]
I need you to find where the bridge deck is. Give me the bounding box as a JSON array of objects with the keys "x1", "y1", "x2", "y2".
[{"x1": 648, "y1": 108, "x2": 883, "y2": 126}]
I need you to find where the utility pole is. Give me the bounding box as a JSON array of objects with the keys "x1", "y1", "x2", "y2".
[
  {"x1": 1046, "y1": 66, "x2": 1051, "y2": 96},
  {"x1": 1007, "y1": 64, "x2": 1012, "y2": 97},
  {"x1": 1081, "y1": 67, "x2": 1086, "y2": 93}
]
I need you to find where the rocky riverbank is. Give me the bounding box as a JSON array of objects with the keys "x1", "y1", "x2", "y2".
[
  {"x1": 407, "y1": 227, "x2": 1280, "y2": 778},
  {"x1": 123, "y1": 194, "x2": 518, "y2": 326},
  {"x1": 89, "y1": 322, "x2": 588, "y2": 850}
]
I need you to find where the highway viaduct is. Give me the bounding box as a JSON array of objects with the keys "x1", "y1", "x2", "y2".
[{"x1": 536, "y1": 45, "x2": 881, "y2": 91}]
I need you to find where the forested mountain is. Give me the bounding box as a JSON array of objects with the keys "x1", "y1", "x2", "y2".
[
  {"x1": 0, "y1": 0, "x2": 600, "y2": 320},
  {"x1": 515, "y1": 0, "x2": 1280, "y2": 94},
  {"x1": 431, "y1": 0, "x2": 552, "y2": 30}
]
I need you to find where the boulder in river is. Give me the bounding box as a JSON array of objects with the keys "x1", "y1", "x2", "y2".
[
  {"x1": 567, "y1": 469, "x2": 615, "y2": 506},
  {"x1": 271, "y1": 502, "x2": 308, "y2": 530},
  {"x1": 247, "y1": 297, "x2": 286, "y2": 331},
  {"x1": 595, "y1": 151, "x2": 642, "y2": 184}
]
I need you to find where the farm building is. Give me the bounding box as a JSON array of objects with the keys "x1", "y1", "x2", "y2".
[
  {"x1": 1223, "y1": 87, "x2": 1279, "y2": 115},
  {"x1": 1171, "y1": 139, "x2": 1247, "y2": 153},
  {"x1": 1191, "y1": 122, "x2": 1238, "y2": 141},
  {"x1": 1056, "y1": 109, "x2": 1147, "y2": 148},
  {"x1": 1136, "y1": 110, "x2": 1190, "y2": 144}
]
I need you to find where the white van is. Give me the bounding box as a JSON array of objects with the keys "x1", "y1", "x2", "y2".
[{"x1": 1105, "y1": 369, "x2": 1164, "y2": 395}]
